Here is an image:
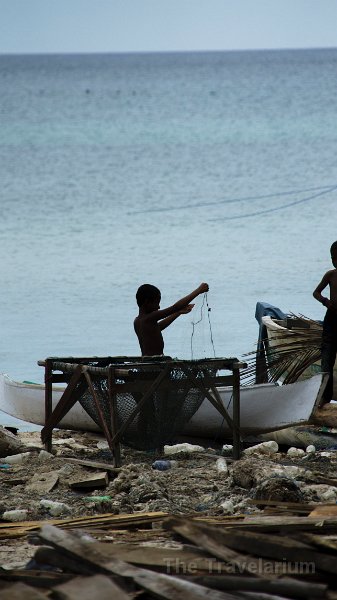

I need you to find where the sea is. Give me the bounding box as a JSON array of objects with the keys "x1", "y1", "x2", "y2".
[{"x1": 1, "y1": 48, "x2": 337, "y2": 430}]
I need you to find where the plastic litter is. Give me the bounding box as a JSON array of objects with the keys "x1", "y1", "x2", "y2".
[
  {"x1": 0, "y1": 464, "x2": 11, "y2": 469},
  {"x1": 83, "y1": 496, "x2": 112, "y2": 502},
  {"x1": 287, "y1": 447, "x2": 305, "y2": 458},
  {"x1": 40, "y1": 499, "x2": 71, "y2": 516},
  {"x1": 164, "y1": 443, "x2": 205, "y2": 455},
  {"x1": 215, "y1": 457, "x2": 228, "y2": 474},
  {"x1": 2, "y1": 509, "x2": 28, "y2": 522},
  {"x1": 152, "y1": 460, "x2": 177, "y2": 471},
  {"x1": 222, "y1": 444, "x2": 233, "y2": 456},
  {"x1": 0, "y1": 452, "x2": 32, "y2": 464},
  {"x1": 243, "y1": 441, "x2": 278, "y2": 456},
  {"x1": 306, "y1": 445, "x2": 316, "y2": 454}
]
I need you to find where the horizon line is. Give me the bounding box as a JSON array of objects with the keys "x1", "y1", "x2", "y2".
[{"x1": 1, "y1": 45, "x2": 337, "y2": 57}]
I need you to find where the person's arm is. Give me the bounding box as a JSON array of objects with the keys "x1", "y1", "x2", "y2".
[
  {"x1": 148, "y1": 283, "x2": 209, "y2": 323},
  {"x1": 159, "y1": 304, "x2": 194, "y2": 331},
  {"x1": 313, "y1": 271, "x2": 331, "y2": 308}
]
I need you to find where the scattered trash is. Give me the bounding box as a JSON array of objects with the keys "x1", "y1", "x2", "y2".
[
  {"x1": 2, "y1": 509, "x2": 28, "y2": 522},
  {"x1": 243, "y1": 441, "x2": 278, "y2": 456},
  {"x1": 222, "y1": 444, "x2": 233, "y2": 456},
  {"x1": 83, "y1": 496, "x2": 112, "y2": 502},
  {"x1": 0, "y1": 452, "x2": 32, "y2": 464},
  {"x1": 164, "y1": 443, "x2": 205, "y2": 455},
  {"x1": 215, "y1": 457, "x2": 228, "y2": 474},
  {"x1": 0, "y1": 464, "x2": 11, "y2": 469},
  {"x1": 287, "y1": 447, "x2": 306, "y2": 458},
  {"x1": 306, "y1": 444, "x2": 316, "y2": 453},
  {"x1": 220, "y1": 499, "x2": 234, "y2": 514},
  {"x1": 38, "y1": 450, "x2": 54, "y2": 461},
  {"x1": 152, "y1": 460, "x2": 177, "y2": 471},
  {"x1": 40, "y1": 499, "x2": 71, "y2": 516}
]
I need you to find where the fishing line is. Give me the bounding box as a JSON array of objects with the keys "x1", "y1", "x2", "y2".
[
  {"x1": 190, "y1": 293, "x2": 216, "y2": 359},
  {"x1": 205, "y1": 293, "x2": 216, "y2": 358},
  {"x1": 210, "y1": 184, "x2": 337, "y2": 221},
  {"x1": 129, "y1": 183, "x2": 337, "y2": 214},
  {"x1": 190, "y1": 293, "x2": 206, "y2": 360}
]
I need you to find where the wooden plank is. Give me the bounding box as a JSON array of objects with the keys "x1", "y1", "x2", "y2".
[
  {"x1": 86, "y1": 542, "x2": 228, "y2": 573},
  {"x1": 61, "y1": 457, "x2": 121, "y2": 473},
  {"x1": 0, "y1": 569, "x2": 71, "y2": 588},
  {"x1": 69, "y1": 472, "x2": 108, "y2": 490},
  {"x1": 37, "y1": 525, "x2": 236, "y2": 600},
  {"x1": 25, "y1": 471, "x2": 59, "y2": 494},
  {"x1": 197, "y1": 525, "x2": 337, "y2": 575},
  {"x1": 192, "y1": 575, "x2": 327, "y2": 598},
  {"x1": 52, "y1": 575, "x2": 129, "y2": 600},
  {"x1": 0, "y1": 512, "x2": 168, "y2": 539},
  {"x1": 165, "y1": 518, "x2": 277, "y2": 579},
  {"x1": 0, "y1": 582, "x2": 48, "y2": 599},
  {"x1": 132, "y1": 571, "x2": 241, "y2": 600}
]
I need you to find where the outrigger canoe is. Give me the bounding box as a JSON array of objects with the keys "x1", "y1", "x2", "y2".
[{"x1": 0, "y1": 372, "x2": 329, "y2": 438}]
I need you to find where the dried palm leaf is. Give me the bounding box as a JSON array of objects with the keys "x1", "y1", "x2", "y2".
[{"x1": 241, "y1": 314, "x2": 322, "y2": 386}]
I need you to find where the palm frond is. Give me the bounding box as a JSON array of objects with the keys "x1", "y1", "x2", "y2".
[{"x1": 241, "y1": 314, "x2": 322, "y2": 386}]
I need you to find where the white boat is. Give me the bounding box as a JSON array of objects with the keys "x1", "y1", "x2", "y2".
[{"x1": 0, "y1": 372, "x2": 328, "y2": 438}]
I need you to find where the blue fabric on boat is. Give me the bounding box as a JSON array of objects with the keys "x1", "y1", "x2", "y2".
[{"x1": 255, "y1": 302, "x2": 287, "y2": 384}]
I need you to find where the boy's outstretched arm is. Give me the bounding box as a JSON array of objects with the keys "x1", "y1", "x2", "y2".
[
  {"x1": 313, "y1": 272, "x2": 331, "y2": 308},
  {"x1": 159, "y1": 304, "x2": 194, "y2": 331},
  {"x1": 148, "y1": 283, "x2": 209, "y2": 323}
]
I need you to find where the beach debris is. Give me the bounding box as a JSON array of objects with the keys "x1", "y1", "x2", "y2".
[
  {"x1": 69, "y1": 471, "x2": 109, "y2": 490},
  {"x1": 0, "y1": 427, "x2": 26, "y2": 457},
  {"x1": 222, "y1": 444, "x2": 233, "y2": 456},
  {"x1": 25, "y1": 471, "x2": 59, "y2": 494},
  {"x1": 38, "y1": 450, "x2": 54, "y2": 461},
  {"x1": 152, "y1": 460, "x2": 177, "y2": 471},
  {"x1": 0, "y1": 452, "x2": 33, "y2": 464},
  {"x1": 215, "y1": 457, "x2": 228, "y2": 475},
  {"x1": 219, "y1": 499, "x2": 234, "y2": 514},
  {"x1": 305, "y1": 484, "x2": 337, "y2": 503},
  {"x1": 83, "y1": 495, "x2": 112, "y2": 503},
  {"x1": 243, "y1": 441, "x2": 278, "y2": 456},
  {"x1": 164, "y1": 442, "x2": 205, "y2": 454},
  {"x1": 40, "y1": 500, "x2": 71, "y2": 516},
  {"x1": 306, "y1": 444, "x2": 316, "y2": 453},
  {"x1": 253, "y1": 476, "x2": 304, "y2": 503},
  {"x1": 2, "y1": 509, "x2": 29, "y2": 522},
  {"x1": 287, "y1": 447, "x2": 306, "y2": 458}
]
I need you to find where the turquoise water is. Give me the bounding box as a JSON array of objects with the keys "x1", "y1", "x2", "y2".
[{"x1": 1, "y1": 49, "x2": 337, "y2": 431}]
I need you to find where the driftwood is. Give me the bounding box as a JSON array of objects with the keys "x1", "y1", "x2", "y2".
[{"x1": 1, "y1": 508, "x2": 337, "y2": 598}]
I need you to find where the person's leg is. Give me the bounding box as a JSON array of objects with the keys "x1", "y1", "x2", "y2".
[{"x1": 321, "y1": 311, "x2": 337, "y2": 401}]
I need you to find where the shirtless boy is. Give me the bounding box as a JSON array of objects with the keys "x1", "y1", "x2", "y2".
[
  {"x1": 313, "y1": 241, "x2": 337, "y2": 401},
  {"x1": 134, "y1": 283, "x2": 209, "y2": 356}
]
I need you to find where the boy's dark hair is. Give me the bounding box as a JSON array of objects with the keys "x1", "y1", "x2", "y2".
[
  {"x1": 330, "y1": 241, "x2": 337, "y2": 256},
  {"x1": 136, "y1": 284, "x2": 161, "y2": 307}
]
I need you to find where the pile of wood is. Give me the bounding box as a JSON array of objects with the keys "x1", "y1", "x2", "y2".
[{"x1": 1, "y1": 507, "x2": 337, "y2": 599}]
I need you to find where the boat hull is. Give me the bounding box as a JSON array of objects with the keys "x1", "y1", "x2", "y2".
[{"x1": 0, "y1": 372, "x2": 327, "y2": 438}]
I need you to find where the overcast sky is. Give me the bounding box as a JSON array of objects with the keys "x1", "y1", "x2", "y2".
[{"x1": 1, "y1": 0, "x2": 336, "y2": 54}]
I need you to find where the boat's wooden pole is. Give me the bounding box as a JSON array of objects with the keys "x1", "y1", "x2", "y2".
[
  {"x1": 108, "y1": 366, "x2": 121, "y2": 467},
  {"x1": 232, "y1": 363, "x2": 241, "y2": 460},
  {"x1": 44, "y1": 359, "x2": 53, "y2": 453}
]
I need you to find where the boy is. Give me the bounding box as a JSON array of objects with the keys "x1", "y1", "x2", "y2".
[
  {"x1": 134, "y1": 282, "x2": 209, "y2": 356},
  {"x1": 313, "y1": 241, "x2": 337, "y2": 402}
]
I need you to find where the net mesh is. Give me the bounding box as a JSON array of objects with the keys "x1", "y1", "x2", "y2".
[{"x1": 76, "y1": 361, "x2": 216, "y2": 451}]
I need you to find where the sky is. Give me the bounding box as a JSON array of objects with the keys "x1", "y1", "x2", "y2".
[{"x1": 0, "y1": 0, "x2": 336, "y2": 54}]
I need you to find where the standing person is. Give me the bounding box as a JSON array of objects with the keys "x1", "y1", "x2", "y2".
[
  {"x1": 313, "y1": 241, "x2": 337, "y2": 402},
  {"x1": 134, "y1": 283, "x2": 209, "y2": 356}
]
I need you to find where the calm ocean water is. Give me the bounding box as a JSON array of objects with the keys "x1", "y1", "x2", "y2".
[{"x1": 1, "y1": 48, "x2": 337, "y2": 429}]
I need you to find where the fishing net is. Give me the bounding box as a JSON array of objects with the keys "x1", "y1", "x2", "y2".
[{"x1": 77, "y1": 360, "x2": 216, "y2": 451}]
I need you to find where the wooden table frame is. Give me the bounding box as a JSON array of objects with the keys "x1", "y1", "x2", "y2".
[{"x1": 38, "y1": 356, "x2": 247, "y2": 466}]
